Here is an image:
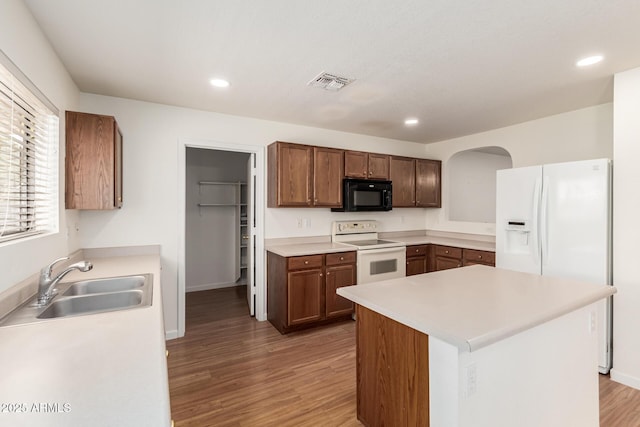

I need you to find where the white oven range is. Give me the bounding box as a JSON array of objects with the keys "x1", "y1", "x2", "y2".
[{"x1": 331, "y1": 220, "x2": 406, "y2": 285}]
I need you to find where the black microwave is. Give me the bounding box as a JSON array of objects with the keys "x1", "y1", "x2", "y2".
[{"x1": 331, "y1": 179, "x2": 393, "y2": 212}]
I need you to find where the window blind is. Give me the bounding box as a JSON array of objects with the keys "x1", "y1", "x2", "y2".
[{"x1": 0, "y1": 52, "x2": 58, "y2": 243}]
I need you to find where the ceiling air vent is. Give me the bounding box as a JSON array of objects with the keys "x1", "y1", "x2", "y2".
[{"x1": 307, "y1": 72, "x2": 355, "y2": 91}]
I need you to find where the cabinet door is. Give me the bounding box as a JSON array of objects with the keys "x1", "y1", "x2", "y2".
[
  {"x1": 325, "y1": 264, "x2": 356, "y2": 318},
  {"x1": 435, "y1": 256, "x2": 462, "y2": 271},
  {"x1": 287, "y1": 268, "x2": 323, "y2": 325},
  {"x1": 406, "y1": 257, "x2": 427, "y2": 276},
  {"x1": 368, "y1": 153, "x2": 390, "y2": 180},
  {"x1": 66, "y1": 111, "x2": 119, "y2": 210},
  {"x1": 313, "y1": 147, "x2": 344, "y2": 207},
  {"x1": 415, "y1": 159, "x2": 441, "y2": 208},
  {"x1": 390, "y1": 156, "x2": 416, "y2": 207},
  {"x1": 344, "y1": 150, "x2": 368, "y2": 179},
  {"x1": 274, "y1": 143, "x2": 313, "y2": 206}
]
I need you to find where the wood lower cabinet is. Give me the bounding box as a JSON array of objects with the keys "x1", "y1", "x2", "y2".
[
  {"x1": 462, "y1": 248, "x2": 496, "y2": 266},
  {"x1": 268, "y1": 251, "x2": 356, "y2": 333},
  {"x1": 432, "y1": 245, "x2": 463, "y2": 271},
  {"x1": 344, "y1": 151, "x2": 390, "y2": 180},
  {"x1": 66, "y1": 111, "x2": 123, "y2": 209},
  {"x1": 406, "y1": 245, "x2": 429, "y2": 276}
]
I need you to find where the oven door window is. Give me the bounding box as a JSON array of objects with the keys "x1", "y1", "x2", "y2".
[{"x1": 370, "y1": 259, "x2": 398, "y2": 275}]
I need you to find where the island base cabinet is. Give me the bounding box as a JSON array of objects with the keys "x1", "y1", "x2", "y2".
[{"x1": 356, "y1": 305, "x2": 429, "y2": 426}]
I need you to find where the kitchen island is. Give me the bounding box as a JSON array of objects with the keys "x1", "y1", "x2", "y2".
[{"x1": 337, "y1": 265, "x2": 616, "y2": 427}]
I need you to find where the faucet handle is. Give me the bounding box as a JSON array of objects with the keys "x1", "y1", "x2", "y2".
[{"x1": 41, "y1": 256, "x2": 69, "y2": 276}]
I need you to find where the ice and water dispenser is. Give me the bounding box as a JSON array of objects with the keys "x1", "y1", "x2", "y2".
[{"x1": 503, "y1": 220, "x2": 531, "y2": 254}]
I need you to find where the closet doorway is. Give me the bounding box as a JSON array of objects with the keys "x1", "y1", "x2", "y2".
[{"x1": 179, "y1": 143, "x2": 264, "y2": 337}]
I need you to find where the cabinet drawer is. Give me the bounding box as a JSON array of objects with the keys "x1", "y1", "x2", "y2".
[
  {"x1": 326, "y1": 251, "x2": 356, "y2": 266},
  {"x1": 433, "y1": 245, "x2": 462, "y2": 259},
  {"x1": 406, "y1": 245, "x2": 428, "y2": 257},
  {"x1": 288, "y1": 255, "x2": 324, "y2": 270},
  {"x1": 462, "y1": 249, "x2": 495, "y2": 265}
]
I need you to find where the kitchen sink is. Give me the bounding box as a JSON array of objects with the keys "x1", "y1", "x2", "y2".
[
  {"x1": 0, "y1": 274, "x2": 153, "y2": 327},
  {"x1": 62, "y1": 275, "x2": 146, "y2": 296},
  {"x1": 38, "y1": 290, "x2": 145, "y2": 319}
]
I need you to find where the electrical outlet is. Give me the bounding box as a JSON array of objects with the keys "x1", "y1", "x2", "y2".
[
  {"x1": 296, "y1": 218, "x2": 303, "y2": 228},
  {"x1": 303, "y1": 218, "x2": 311, "y2": 228}
]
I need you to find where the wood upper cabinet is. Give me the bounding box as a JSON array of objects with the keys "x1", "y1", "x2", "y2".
[
  {"x1": 268, "y1": 142, "x2": 343, "y2": 207},
  {"x1": 390, "y1": 156, "x2": 442, "y2": 208},
  {"x1": 268, "y1": 142, "x2": 313, "y2": 207},
  {"x1": 345, "y1": 151, "x2": 389, "y2": 180},
  {"x1": 390, "y1": 156, "x2": 416, "y2": 207},
  {"x1": 313, "y1": 146, "x2": 343, "y2": 207},
  {"x1": 65, "y1": 111, "x2": 123, "y2": 209},
  {"x1": 416, "y1": 159, "x2": 441, "y2": 208}
]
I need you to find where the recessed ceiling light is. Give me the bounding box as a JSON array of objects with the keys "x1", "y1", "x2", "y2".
[
  {"x1": 404, "y1": 118, "x2": 419, "y2": 126},
  {"x1": 576, "y1": 55, "x2": 604, "y2": 67},
  {"x1": 210, "y1": 78, "x2": 230, "y2": 88}
]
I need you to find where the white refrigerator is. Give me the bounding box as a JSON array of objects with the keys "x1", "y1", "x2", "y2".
[{"x1": 496, "y1": 158, "x2": 612, "y2": 373}]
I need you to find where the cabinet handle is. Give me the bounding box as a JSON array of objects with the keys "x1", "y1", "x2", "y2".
[
  {"x1": 340, "y1": 256, "x2": 344, "y2": 260},
  {"x1": 326, "y1": 272, "x2": 330, "y2": 275},
  {"x1": 478, "y1": 255, "x2": 482, "y2": 259},
  {"x1": 457, "y1": 263, "x2": 462, "y2": 267},
  {"x1": 304, "y1": 261, "x2": 309, "y2": 265},
  {"x1": 369, "y1": 171, "x2": 373, "y2": 175},
  {"x1": 445, "y1": 250, "x2": 449, "y2": 254},
  {"x1": 166, "y1": 350, "x2": 169, "y2": 358},
  {"x1": 319, "y1": 273, "x2": 323, "y2": 277},
  {"x1": 415, "y1": 249, "x2": 419, "y2": 253},
  {"x1": 363, "y1": 170, "x2": 367, "y2": 175}
]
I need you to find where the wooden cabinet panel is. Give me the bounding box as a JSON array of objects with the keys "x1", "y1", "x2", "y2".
[
  {"x1": 416, "y1": 159, "x2": 441, "y2": 208},
  {"x1": 356, "y1": 305, "x2": 429, "y2": 426},
  {"x1": 313, "y1": 147, "x2": 343, "y2": 207},
  {"x1": 268, "y1": 142, "x2": 313, "y2": 207},
  {"x1": 288, "y1": 255, "x2": 323, "y2": 270},
  {"x1": 406, "y1": 244, "x2": 429, "y2": 276},
  {"x1": 326, "y1": 251, "x2": 356, "y2": 266},
  {"x1": 432, "y1": 245, "x2": 463, "y2": 271},
  {"x1": 65, "y1": 111, "x2": 123, "y2": 209},
  {"x1": 462, "y1": 249, "x2": 495, "y2": 266},
  {"x1": 287, "y1": 269, "x2": 323, "y2": 325},
  {"x1": 344, "y1": 150, "x2": 368, "y2": 179},
  {"x1": 390, "y1": 156, "x2": 416, "y2": 207},
  {"x1": 325, "y1": 264, "x2": 356, "y2": 318},
  {"x1": 435, "y1": 256, "x2": 462, "y2": 271},
  {"x1": 344, "y1": 151, "x2": 390, "y2": 180},
  {"x1": 368, "y1": 153, "x2": 390, "y2": 180},
  {"x1": 268, "y1": 251, "x2": 355, "y2": 334},
  {"x1": 433, "y1": 245, "x2": 462, "y2": 259}
]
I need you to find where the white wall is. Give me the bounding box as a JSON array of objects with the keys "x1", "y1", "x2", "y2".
[
  {"x1": 423, "y1": 104, "x2": 613, "y2": 235},
  {"x1": 185, "y1": 149, "x2": 249, "y2": 291},
  {"x1": 448, "y1": 150, "x2": 512, "y2": 223},
  {"x1": 76, "y1": 93, "x2": 429, "y2": 337},
  {"x1": 0, "y1": 0, "x2": 80, "y2": 293},
  {"x1": 611, "y1": 67, "x2": 640, "y2": 390}
]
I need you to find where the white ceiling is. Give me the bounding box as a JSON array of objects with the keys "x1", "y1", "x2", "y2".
[{"x1": 23, "y1": 0, "x2": 640, "y2": 144}]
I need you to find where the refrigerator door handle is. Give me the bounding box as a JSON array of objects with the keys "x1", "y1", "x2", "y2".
[
  {"x1": 532, "y1": 178, "x2": 542, "y2": 265},
  {"x1": 540, "y1": 175, "x2": 549, "y2": 267}
]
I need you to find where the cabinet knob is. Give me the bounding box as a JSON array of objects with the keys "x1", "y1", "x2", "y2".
[
  {"x1": 319, "y1": 273, "x2": 323, "y2": 277},
  {"x1": 369, "y1": 171, "x2": 372, "y2": 175},
  {"x1": 326, "y1": 272, "x2": 330, "y2": 275},
  {"x1": 445, "y1": 250, "x2": 449, "y2": 254},
  {"x1": 457, "y1": 263, "x2": 462, "y2": 267},
  {"x1": 478, "y1": 255, "x2": 482, "y2": 259},
  {"x1": 304, "y1": 260, "x2": 309, "y2": 265},
  {"x1": 415, "y1": 249, "x2": 419, "y2": 253}
]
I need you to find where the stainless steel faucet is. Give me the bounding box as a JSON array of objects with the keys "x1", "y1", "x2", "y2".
[{"x1": 37, "y1": 257, "x2": 93, "y2": 307}]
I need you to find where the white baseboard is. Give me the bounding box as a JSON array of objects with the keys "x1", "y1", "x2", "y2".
[
  {"x1": 610, "y1": 369, "x2": 640, "y2": 391},
  {"x1": 186, "y1": 281, "x2": 245, "y2": 293},
  {"x1": 165, "y1": 329, "x2": 180, "y2": 340}
]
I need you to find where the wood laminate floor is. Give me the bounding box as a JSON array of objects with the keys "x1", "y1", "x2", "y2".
[{"x1": 167, "y1": 287, "x2": 640, "y2": 427}]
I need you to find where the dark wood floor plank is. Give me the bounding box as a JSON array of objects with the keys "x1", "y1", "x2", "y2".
[{"x1": 167, "y1": 286, "x2": 640, "y2": 427}]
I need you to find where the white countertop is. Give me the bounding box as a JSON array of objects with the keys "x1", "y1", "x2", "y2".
[
  {"x1": 266, "y1": 241, "x2": 355, "y2": 257},
  {"x1": 0, "y1": 254, "x2": 170, "y2": 427},
  {"x1": 266, "y1": 232, "x2": 495, "y2": 257},
  {"x1": 338, "y1": 265, "x2": 615, "y2": 351}
]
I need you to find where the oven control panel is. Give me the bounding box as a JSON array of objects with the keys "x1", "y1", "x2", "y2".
[{"x1": 333, "y1": 220, "x2": 379, "y2": 235}]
